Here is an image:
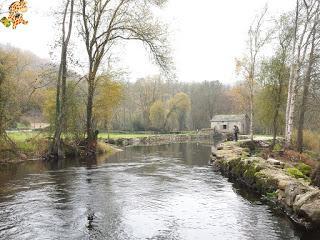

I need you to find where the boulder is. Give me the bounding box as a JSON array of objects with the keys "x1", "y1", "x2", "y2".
[
  {"x1": 293, "y1": 190, "x2": 320, "y2": 211},
  {"x1": 284, "y1": 183, "x2": 309, "y2": 207},
  {"x1": 300, "y1": 199, "x2": 320, "y2": 224},
  {"x1": 267, "y1": 158, "x2": 285, "y2": 168},
  {"x1": 19, "y1": 153, "x2": 28, "y2": 160}
]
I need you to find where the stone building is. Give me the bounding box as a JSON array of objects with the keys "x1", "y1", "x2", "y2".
[{"x1": 210, "y1": 114, "x2": 250, "y2": 134}]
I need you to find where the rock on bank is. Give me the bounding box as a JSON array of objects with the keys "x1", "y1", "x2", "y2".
[{"x1": 212, "y1": 141, "x2": 320, "y2": 231}]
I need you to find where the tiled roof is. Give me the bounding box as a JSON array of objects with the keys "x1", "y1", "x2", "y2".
[{"x1": 211, "y1": 114, "x2": 247, "y2": 122}]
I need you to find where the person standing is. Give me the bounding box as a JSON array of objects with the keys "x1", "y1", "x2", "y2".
[{"x1": 233, "y1": 125, "x2": 239, "y2": 142}]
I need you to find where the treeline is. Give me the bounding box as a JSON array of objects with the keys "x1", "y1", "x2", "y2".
[
  {"x1": 111, "y1": 77, "x2": 236, "y2": 132},
  {"x1": 0, "y1": 46, "x2": 55, "y2": 132},
  {"x1": 1, "y1": 0, "x2": 320, "y2": 159},
  {"x1": 1, "y1": 0, "x2": 172, "y2": 159}
]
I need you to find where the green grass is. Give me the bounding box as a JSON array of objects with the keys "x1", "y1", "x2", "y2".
[
  {"x1": 8, "y1": 131, "x2": 198, "y2": 142},
  {"x1": 5, "y1": 131, "x2": 49, "y2": 156},
  {"x1": 98, "y1": 133, "x2": 152, "y2": 139},
  {"x1": 8, "y1": 131, "x2": 153, "y2": 142},
  {"x1": 7, "y1": 131, "x2": 46, "y2": 142}
]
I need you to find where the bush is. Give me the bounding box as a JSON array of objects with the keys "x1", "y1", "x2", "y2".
[
  {"x1": 96, "y1": 141, "x2": 114, "y2": 154},
  {"x1": 295, "y1": 162, "x2": 312, "y2": 177},
  {"x1": 265, "y1": 191, "x2": 277, "y2": 200},
  {"x1": 273, "y1": 143, "x2": 282, "y2": 152},
  {"x1": 286, "y1": 167, "x2": 308, "y2": 180}
]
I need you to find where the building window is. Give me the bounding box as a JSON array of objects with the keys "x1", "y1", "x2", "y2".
[{"x1": 223, "y1": 125, "x2": 227, "y2": 130}]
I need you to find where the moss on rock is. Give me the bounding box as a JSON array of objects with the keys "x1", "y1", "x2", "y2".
[{"x1": 214, "y1": 140, "x2": 320, "y2": 230}]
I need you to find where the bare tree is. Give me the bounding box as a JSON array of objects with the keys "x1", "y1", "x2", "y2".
[
  {"x1": 79, "y1": 0, "x2": 171, "y2": 142},
  {"x1": 296, "y1": 1, "x2": 320, "y2": 152},
  {"x1": 285, "y1": 0, "x2": 318, "y2": 148},
  {"x1": 49, "y1": 0, "x2": 75, "y2": 159},
  {"x1": 236, "y1": 6, "x2": 270, "y2": 141},
  {"x1": 258, "y1": 15, "x2": 291, "y2": 147}
]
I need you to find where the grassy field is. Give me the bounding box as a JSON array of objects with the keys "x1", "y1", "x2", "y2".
[
  {"x1": 7, "y1": 131, "x2": 154, "y2": 143},
  {"x1": 7, "y1": 131, "x2": 197, "y2": 143},
  {"x1": 7, "y1": 131, "x2": 48, "y2": 143}
]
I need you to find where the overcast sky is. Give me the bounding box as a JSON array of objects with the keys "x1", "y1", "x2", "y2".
[{"x1": 0, "y1": 0, "x2": 295, "y2": 84}]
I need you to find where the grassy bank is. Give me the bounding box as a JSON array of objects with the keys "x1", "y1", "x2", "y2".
[
  {"x1": 2, "y1": 131, "x2": 125, "y2": 162},
  {"x1": 2, "y1": 131, "x2": 197, "y2": 162}
]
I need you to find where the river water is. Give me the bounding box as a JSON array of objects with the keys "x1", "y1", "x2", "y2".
[{"x1": 0, "y1": 143, "x2": 318, "y2": 239}]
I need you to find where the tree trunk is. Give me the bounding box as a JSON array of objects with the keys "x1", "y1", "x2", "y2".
[
  {"x1": 249, "y1": 74, "x2": 254, "y2": 142},
  {"x1": 285, "y1": 0, "x2": 299, "y2": 148},
  {"x1": 272, "y1": 109, "x2": 279, "y2": 147},
  {"x1": 286, "y1": 79, "x2": 297, "y2": 148},
  {"x1": 297, "y1": 26, "x2": 316, "y2": 152},
  {"x1": 86, "y1": 77, "x2": 95, "y2": 141},
  {"x1": 49, "y1": 0, "x2": 74, "y2": 160},
  {"x1": 50, "y1": 49, "x2": 67, "y2": 159}
]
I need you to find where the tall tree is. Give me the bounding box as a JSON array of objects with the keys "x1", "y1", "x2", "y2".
[
  {"x1": 163, "y1": 92, "x2": 191, "y2": 131},
  {"x1": 50, "y1": 0, "x2": 75, "y2": 159},
  {"x1": 296, "y1": 2, "x2": 319, "y2": 152},
  {"x1": 149, "y1": 100, "x2": 166, "y2": 130},
  {"x1": 257, "y1": 15, "x2": 291, "y2": 146},
  {"x1": 236, "y1": 6, "x2": 270, "y2": 141},
  {"x1": 285, "y1": 0, "x2": 318, "y2": 148},
  {"x1": 94, "y1": 75, "x2": 123, "y2": 133},
  {"x1": 0, "y1": 51, "x2": 17, "y2": 149},
  {"x1": 79, "y1": 0, "x2": 171, "y2": 142}
]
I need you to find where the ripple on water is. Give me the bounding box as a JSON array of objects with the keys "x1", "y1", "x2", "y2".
[{"x1": 0, "y1": 143, "x2": 304, "y2": 240}]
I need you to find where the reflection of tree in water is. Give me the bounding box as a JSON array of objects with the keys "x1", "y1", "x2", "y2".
[
  {"x1": 80, "y1": 163, "x2": 130, "y2": 239},
  {"x1": 0, "y1": 143, "x2": 306, "y2": 239}
]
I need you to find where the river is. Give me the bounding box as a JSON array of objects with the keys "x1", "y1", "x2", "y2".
[{"x1": 0, "y1": 143, "x2": 317, "y2": 239}]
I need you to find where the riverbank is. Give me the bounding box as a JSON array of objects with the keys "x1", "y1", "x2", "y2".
[
  {"x1": 212, "y1": 140, "x2": 320, "y2": 231},
  {"x1": 0, "y1": 136, "x2": 121, "y2": 164},
  {"x1": 1, "y1": 131, "x2": 210, "y2": 163}
]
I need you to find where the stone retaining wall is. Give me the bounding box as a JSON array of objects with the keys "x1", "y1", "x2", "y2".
[
  {"x1": 212, "y1": 141, "x2": 320, "y2": 231},
  {"x1": 105, "y1": 133, "x2": 211, "y2": 147}
]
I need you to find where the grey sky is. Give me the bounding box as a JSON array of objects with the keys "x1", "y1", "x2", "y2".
[{"x1": 0, "y1": 0, "x2": 294, "y2": 84}]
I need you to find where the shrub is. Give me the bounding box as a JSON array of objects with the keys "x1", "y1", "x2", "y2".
[
  {"x1": 265, "y1": 191, "x2": 277, "y2": 200},
  {"x1": 295, "y1": 162, "x2": 312, "y2": 177},
  {"x1": 273, "y1": 143, "x2": 282, "y2": 152},
  {"x1": 96, "y1": 141, "x2": 114, "y2": 154},
  {"x1": 286, "y1": 167, "x2": 308, "y2": 180}
]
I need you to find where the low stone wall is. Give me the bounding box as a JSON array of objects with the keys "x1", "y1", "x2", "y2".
[
  {"x1": 212, "y1": 141, "x2": 320, "y2": 231},
  {"x1": 105, "y1": 133, "x2": 211, "y2": 147}
]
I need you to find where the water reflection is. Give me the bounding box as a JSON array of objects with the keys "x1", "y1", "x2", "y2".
[{"x1": 0, "y1": 143, "x2": 314, "y2": 239}]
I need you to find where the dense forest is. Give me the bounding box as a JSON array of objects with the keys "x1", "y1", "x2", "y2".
[{"x1": 0, "y1": 0, "x2": 320, "y2": 160}]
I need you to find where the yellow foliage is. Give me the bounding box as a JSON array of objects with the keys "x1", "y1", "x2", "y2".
[
  {"x1": 42, "y1": 89, "x2": 56, "y2": 125},
  {"x1": 169, "y1": 92, "x2": 191, "y2": 112},
  {"x1": 149, "y1": 100, "x2": 165, "y2": 129},
  {"x1": 94, "y1": 77, "x2": 123, "y2": 127},
  {"x1": 225, "y1": 85, "x2": 249, "y2": 113}
]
